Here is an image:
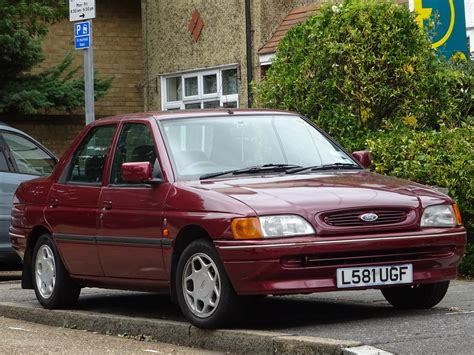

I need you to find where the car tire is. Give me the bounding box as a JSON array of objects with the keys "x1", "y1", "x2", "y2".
[
  {"x1": 32, "y1": 234, "x2": 81, "y2": 309},
  {"x1": 381, "y1": 281, "x2": 450, "y2": 309},
  {"x1": 175, "y1": 239, "x2": 239, "y2": 329}
]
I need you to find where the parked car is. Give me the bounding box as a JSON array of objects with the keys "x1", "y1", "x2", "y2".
[
  {"x1": 10, "y1": 110, "x2": 466, "y2": 328},
  {"x1": 0, "y1": 123, "x2": 56, "y2": 269}
]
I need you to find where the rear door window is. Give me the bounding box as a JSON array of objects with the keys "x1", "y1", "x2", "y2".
[{"x1": 2, "y1": 132, "x2": 56, "y2": 176}]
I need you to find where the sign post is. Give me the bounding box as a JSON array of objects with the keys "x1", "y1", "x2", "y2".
[{"x1": 70, "y1": 1, "x2": 96, "y2": 125}]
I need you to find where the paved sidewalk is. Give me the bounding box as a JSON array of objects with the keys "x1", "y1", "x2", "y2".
[{"x1": 0, "y1": 316, "x2": 217, "y2": 354}]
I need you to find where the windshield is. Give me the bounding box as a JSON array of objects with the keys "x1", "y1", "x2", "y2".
[{"x1": 159, "y1": 114, "x2": 357, "y2": 180}]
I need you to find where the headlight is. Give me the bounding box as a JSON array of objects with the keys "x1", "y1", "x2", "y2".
[
  {"x1": 231, "y1": 215, "x2": 315, "y2": 239},
  {"x1": 259, "y1": 215, "x2": 315, "y2": 237},
  {"x1": 421, "y1": 204, "x2": 457, "y2": 227}
]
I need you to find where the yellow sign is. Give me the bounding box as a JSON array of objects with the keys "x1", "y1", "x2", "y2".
[
  {"x1": 412, "y1": 0, "x2": 468, "y2": 58},
  {"x1": 414, "y1": 0, "x2": 455, "y2": 48}
]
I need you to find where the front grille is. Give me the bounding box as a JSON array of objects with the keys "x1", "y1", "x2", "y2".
[{"x1": 324, "y1": 210, "x2": 406, "y2": 227}]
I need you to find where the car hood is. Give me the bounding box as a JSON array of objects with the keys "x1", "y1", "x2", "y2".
[{"x1": 185, "y1": 171, "x2": 451, "y2": 235}]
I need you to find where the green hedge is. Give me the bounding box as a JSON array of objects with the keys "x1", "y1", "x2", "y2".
[
  {"x1": 366, "y1": 126, "x2": 474, "y2": 229},
  {"x1": 367, "y1": 126, "x2": 473, "y2": 275},
  {"x1": 460, "y1": 244, "x2": 474, "y2": 278}
]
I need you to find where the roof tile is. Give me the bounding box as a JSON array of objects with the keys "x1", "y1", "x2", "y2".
[{"x1": 258, "y1": 3, "x2": 319, "y2": 55}]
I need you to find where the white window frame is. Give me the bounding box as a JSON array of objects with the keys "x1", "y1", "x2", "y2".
[
  {"x1": 182, "y1": 73, "x2": 200, "y2": 100},
  {"x1": 161, "y1": 65, "x2": 239, "y2": 111},
  {"x1": 201, "y1": 69, "x2": 220, "y2": 99}
]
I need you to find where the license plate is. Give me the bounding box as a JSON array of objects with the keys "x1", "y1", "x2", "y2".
[{"x1": 336, "y1": 264, "x2": 413, "y2": 288}]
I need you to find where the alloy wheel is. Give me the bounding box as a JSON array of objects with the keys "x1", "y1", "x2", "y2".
[
  {"x1": 35, "y1": 244, "x2": 56, "y2": 299},
  {"x1": 182, "y1": 252, "x2": 221, "y2": 318}
]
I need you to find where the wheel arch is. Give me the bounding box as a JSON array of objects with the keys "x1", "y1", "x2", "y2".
[{"x1": 169, "y1": 224, "x2": 213, "y2": 303}]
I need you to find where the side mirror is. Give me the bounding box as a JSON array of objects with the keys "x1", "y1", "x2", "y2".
[
  {"x1": 121, "y1": 162, "x2": 161, "y2": 184},
  {"x1": 352, "y1": 150, "x2": 371, "y2": 169}
]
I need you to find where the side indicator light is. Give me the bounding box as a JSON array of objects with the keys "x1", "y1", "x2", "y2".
[
  {"x1": 231, "y1": 218, "x2": 263, "y2": 239},
  {"x1": 453, "y1": 203, "x2": 463, "y2": 226}
]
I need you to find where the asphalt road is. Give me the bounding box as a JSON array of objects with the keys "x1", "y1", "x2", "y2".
[{"x1": 1, "y1": 272, "x2": 473, "y2": 354}]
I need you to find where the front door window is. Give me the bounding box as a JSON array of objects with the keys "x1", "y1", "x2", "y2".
[{"x1": 110, "y1": 123, "x2": 158, "y2": 185}]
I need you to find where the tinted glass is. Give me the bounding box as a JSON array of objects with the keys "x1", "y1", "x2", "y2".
[
  {"x1": 67, "y1": 125, "x2": 116, "y2": 184},
  {"x1": 166, "y1": 76, "x2": 182, "y2": 102},
  {"x1": 203, "y1": 100, "x2": 220, "y2": 108},
  {"x1": 160, "y1": 115, "x2": 355, "y2": 180},
  {"x1": 110, "y1": 123, "x2": 157, "y2": 184},
  {"x1": 2, "y1": 132, "x2": 55, "y2": 176},
  {"x1": 222, "y1": 69, "x2": 238, "y2": 95},
  {"x1": 0, "y1": 150, "x2": 8, "y2": 172},
  {"x1": 203, "y1": 74, "x2": 217, "y2": 94},
  {"x1": 184, "y1": 77, "x2": 198, "y2": 96},
  {"x1": 185, "y1": 102, "x2": 201, "y2": 110}
]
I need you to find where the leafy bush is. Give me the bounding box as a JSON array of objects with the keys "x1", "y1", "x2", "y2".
[
  {"x1": 460, "y1": 244, "x2": 474, "y2": 278},
  {"x1": 366, "y1": 126, "x2": 474, "y2": 229},
  {"x1": 254, "y1": 0, "x2": 472, "y2": 150}
]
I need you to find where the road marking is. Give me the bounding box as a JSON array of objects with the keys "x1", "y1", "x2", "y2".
[
  {"x1": 8, "y1": 326, "x2": 31, "y2": 332},
  {"x1": 445, "y1": 310, "x2": 474, "y2": 315},
  {"x1": 343, "y1": 345, "x2": 393, "y2": 355},
  {"x1": 143, "y1": 350, "x2": 163, "y2": 354}
]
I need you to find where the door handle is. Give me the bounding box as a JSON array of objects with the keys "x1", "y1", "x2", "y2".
[
  {"x1": 49, "y1": 199, "x2": 59, "y2": 208},
  {"x1": 102, "y1": 200, "x2": 113, "y2": 210}
]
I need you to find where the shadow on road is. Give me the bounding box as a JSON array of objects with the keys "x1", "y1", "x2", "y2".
[
  {"x1": 73, "y1": 290, "x2": 422, "y2": 330},
  {"x1": 0, "y1": 271, "x2": 22, "y2": 282}
]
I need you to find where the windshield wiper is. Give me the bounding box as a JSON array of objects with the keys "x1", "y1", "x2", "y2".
[
  {"x1": 286, "y1": 162, "x2": 361, "y2": 174},
  {"x1": 200, "y1": 164, "x2": 302, "y2": 180}
]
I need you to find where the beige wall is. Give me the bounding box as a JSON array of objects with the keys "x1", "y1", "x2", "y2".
[
  {"x1": 141, "y1": 0, "x2": 322, "y2": 111},
  {"x1": 142, "y1": 0, "x2": 246, "y2": 110},
  {"x1": 40, "y1": 0, "x2": 144, "y2": 117}
]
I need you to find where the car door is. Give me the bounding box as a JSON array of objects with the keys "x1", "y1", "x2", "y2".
[
  {"x1": 0, "y1": 131, "x2": 56, "y2": 262},
  {"x1": 44, "y1": 124, "x2": 116, "y2": 277},
  {"x1": 97, "y1": 121, "x2": 170, "y2": 280}
]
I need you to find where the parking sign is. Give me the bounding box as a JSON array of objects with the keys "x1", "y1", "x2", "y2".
[{"x1": 74, "y1": 21, "x2": 91, "y2": 50}]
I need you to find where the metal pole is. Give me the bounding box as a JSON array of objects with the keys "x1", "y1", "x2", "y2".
[
  {"x1": 84, "y1": 22, "x2": 95, "y2": 125},
  {"x1": 245, "y1": 0, "x2": 253, "y2": 108}
]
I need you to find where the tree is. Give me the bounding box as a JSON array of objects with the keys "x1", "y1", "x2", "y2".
[
  {"x1": 0, "y1": 0, "x2": 111, "y2": 114},
  {"x1": 254, "y1": 0, "x2": 472, "y2": 150}
]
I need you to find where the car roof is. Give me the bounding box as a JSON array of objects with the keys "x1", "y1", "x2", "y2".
[{"x1": 94, "y1": 109, "x2": 297, "y2": 125}]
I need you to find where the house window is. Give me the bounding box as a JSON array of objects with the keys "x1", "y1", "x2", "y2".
[{"x1": 161, "y1": 67, "x2": 239, "y2": 110}]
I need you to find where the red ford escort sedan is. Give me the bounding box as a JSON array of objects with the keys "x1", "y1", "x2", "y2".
[{"x1": 10, "y1": 110, "x2": 466, "y2": 328}]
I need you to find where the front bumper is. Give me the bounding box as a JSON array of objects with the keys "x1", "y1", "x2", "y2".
[{"x1": 215, "y1": 228, "x2": 467, "y2": 295}]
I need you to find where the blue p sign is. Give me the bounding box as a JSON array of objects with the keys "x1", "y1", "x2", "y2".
[
  {"x1": 75, "y1": 21, "x2": 90, "y2": 37},
  {"x1": 74, "y1": 21, "x2": 91, "y2": 50}
]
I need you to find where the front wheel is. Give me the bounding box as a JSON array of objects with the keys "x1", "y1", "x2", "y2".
[
  {"x1": 381, "y1": 281, "x2": 449, "y2": 309},
  {"x1": 32, "y1": 234, "x2": 81, "y2": 309},
  {"x1": 175, "y1": 239, "x2": 239, "y2": 328}
]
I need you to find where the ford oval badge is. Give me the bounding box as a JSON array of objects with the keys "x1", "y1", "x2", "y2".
[{"x1": 360, "y1": 213, "x2": 378, "y2": 222}]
